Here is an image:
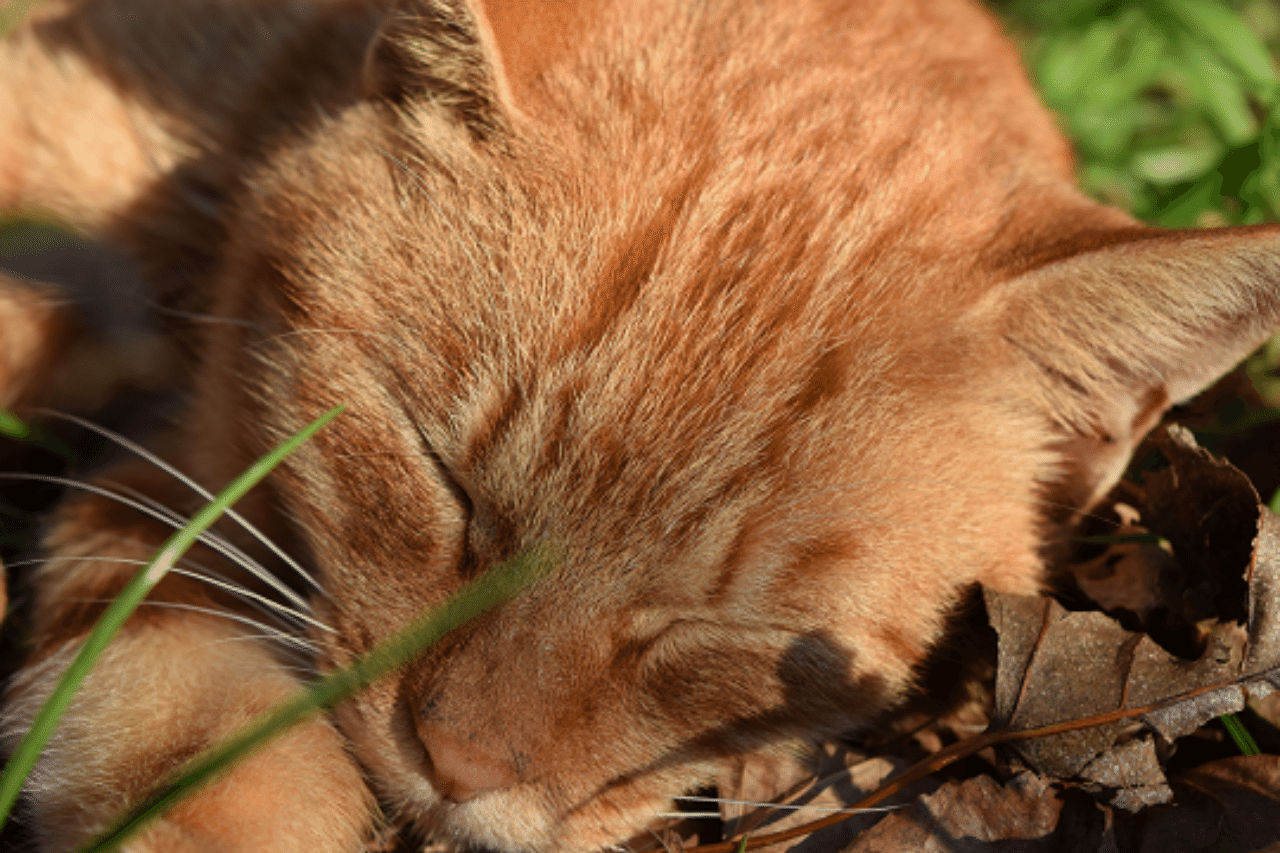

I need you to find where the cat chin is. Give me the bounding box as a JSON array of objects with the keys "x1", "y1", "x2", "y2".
[
  {"x1": 366, "y1": 728, "x2": 722, "y2": 850},
  {"x1": 349, "y1": 685, "x2": 835, "y2": 852},
  {"x1": 411, "y1": 791, "x2": 667, "y2": 853},
  {"x1": 336, "y1": 689, "x2": 732, "y2": 851}
]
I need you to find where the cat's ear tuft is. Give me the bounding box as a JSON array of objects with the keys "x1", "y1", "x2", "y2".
[
  {"x1": 362, "y1": 0, "x2": 507, "y2": 135},
  {"x1": 990, "y1": 224, "x2": 1280, "y2": 514},
  {"x1": 363, "y1": 0, "x2": 598, "y2": 130}
]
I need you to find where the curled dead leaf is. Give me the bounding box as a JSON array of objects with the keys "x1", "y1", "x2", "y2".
[
  {"x1": 982, "y1": 427, "x2": 1280, "y2": 810},
  {"x1": 840, "y1": 771, "x2": 1106, "y2": 853}
]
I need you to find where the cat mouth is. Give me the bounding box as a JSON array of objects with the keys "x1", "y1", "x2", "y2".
[{"x1": 397, "y1": 755, "x2": 725, "y2": 853}]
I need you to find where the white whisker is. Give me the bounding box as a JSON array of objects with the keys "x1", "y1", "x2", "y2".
[
  {"x1": 146, "y1": 301, "x2": 260, "y2": 329},
  {"x1": 33, "y1": 410, "x2": 331, "y2": 599},
  {"x1": 671, "y1": 794, "x2": 903, "y2": 816},
  {"x1": 0, "y1": 473, "x2": 314, "y2": 615},
  {"x1": 168, "y1": 568, "x2": 334, "y2": 635},
  {"x1": 12, "y1": 554, "x2": 335, "y2": 634},
  {"x1": 655, "y1": 813, "x2": 721, "y2": 820},
  {"x1": 69, "y1": 597, "x2": 319, "y2": 655},
  {"x1": 128, "y1": 600, "x2": 318, "y2": 654}
]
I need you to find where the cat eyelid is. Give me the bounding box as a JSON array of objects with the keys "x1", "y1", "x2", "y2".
[
  {"x1": 403, "y1": 415, "x2": 477, "y2": 518},
  {"x1": 636, "y1": 616, "x2": 780, "y2": 661}
]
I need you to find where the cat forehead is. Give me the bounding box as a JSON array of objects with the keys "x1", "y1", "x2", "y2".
[{"x1": 270, "y1": 0, "x2": 1084, "y2": 346}]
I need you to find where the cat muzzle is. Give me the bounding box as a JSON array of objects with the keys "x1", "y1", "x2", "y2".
[{"x1": 417, "y1": 719, "x2": 519, "y2": 803}]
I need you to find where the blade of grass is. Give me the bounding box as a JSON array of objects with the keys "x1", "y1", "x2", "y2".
[
  {"x1": 1220, "y1": 712, "x2": 1261, "y2": 756},
  {"x1": 0, "y1": 404, "x2": 345, "y2": 824},
  {"x1": 0, "y1": 409, "x2": 31, "y2": 440},
  {"x1": 80, "y1": 544, "x2": 552, "y2": 852},
  {"x1": 0, "y1": 0, "x2": 37, "y2": 37},
  {"x1": 0, "y1": 407, "x2": 78, "y2": 463}
]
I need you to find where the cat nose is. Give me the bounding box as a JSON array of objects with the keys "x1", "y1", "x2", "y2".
[{"x1": 418, "y1": 720, "x2": 518, "y2": 803}]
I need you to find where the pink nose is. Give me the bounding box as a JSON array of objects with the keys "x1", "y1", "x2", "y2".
[{"x1": 417, "y1": 720, "x2": 518, "y2": 803}]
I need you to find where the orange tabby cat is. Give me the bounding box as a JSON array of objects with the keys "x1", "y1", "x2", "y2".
[{"x1": 2, "y1": 0, "x2": 1280, "y2": 850}]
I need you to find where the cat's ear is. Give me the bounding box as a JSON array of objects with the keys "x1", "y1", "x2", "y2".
[
  {"x1": 988, "y1": 224, "x2": 1280, "y2": 513},
  {"x1": 363, "y1": 0, "x2": 598, "y2": 130}
]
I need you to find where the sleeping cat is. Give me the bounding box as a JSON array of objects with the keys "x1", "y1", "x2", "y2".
[{"x1": 2, "y1": 0, "x2": 1280, "y2": 850}]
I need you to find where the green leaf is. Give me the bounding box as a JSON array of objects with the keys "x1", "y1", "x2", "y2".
[
  {"x1": 0, "y1": 218, "x2": 79, "y2": 257},
  {"x1": 1087, "y1": 18, "x2": 1166, "y2": 107},
  {"x1": 1010, "y1": 0, "x2": 1116, "y2": 29},
  {"x1": 1131, "y1": 140, "x2": 1224, "y2": 185},
  {"x1": 1153, "y1": 172, "x2": 1224, "y2": 227},
  {"x1": 1175, "y1": 36, "x2": 1259, "y2": 145},
  {"x1": 1081, "y1": 161, "x2": 1150, "y2": 211},
  {"x1": 1036, "y1": 19, "x2": 1125, "y2": 106},
  {"x1": 0, "y1": 0, "x2": 37, "y2": 37},
  {"x1": 1158, "y1": 0, "x2": 1278, "y2": 96},
  {"x1": 1256, "y1": 106, "x2": 1280, "y2": 213},
  {"x1": 1071, "y1": 101, "x2": 1141, "y2": 160}
]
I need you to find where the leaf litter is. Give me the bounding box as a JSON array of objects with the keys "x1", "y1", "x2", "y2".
[{"x1": 669, "y1": 425, "x2": 1280, "y2": 853}]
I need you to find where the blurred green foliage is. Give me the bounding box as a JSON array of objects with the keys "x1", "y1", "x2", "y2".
[{"x1": 999, "y1": 0, "x2": 1280, "y2": 227}]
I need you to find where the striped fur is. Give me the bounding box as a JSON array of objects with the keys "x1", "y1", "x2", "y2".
[{"x1": 3, "y1": 0, "x2": 1280, "y2": 850}]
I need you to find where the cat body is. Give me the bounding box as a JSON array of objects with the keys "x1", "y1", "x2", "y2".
[{"x1": 3, "y1": 0, "x2": 1280, "y2": 851}]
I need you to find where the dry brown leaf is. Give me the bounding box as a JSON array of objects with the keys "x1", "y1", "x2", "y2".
[
  {"x1": 840, "y1": 771, "x2": 1111, "y2": 853},
  {"x1": 720, "y1": 746, "x2": 935, "y2": 853},
  {"x1": 1133, "y1": 755, "x2": 1280, "y2": 853},
  {"x1": 986, "y1": 590, "x2": 1251, "y2": 800},
  {"x1": 831, "y1": 756, "x2": 1280, "y2": 853},
  {"x1": 1142, "y1": 427, "x2": 1261, "y2": 629},
  {"x1": 1069, "y1": 505, "x2": 1176, "y2": 625},
  {"x1": 1250, "y1": 689, "x2": 1280, "y2": 729},
  {"x1": 985, "y1": 427, "x2": 1280, "y2": 810}
]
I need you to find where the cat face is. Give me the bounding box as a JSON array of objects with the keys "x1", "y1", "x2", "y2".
[{"x1": 175, "y1": 0, "x2": 1280, "y2": 849}]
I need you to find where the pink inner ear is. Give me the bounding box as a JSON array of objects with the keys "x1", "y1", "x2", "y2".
[{"x1": 471, "y1": 0, "x2": 602, "y2": 109}]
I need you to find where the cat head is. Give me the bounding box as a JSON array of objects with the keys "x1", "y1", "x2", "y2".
[{"x1": 197, "y1": 0, "x2": 1280, "y2": 849}]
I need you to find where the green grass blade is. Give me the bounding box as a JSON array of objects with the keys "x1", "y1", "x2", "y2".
[
  {"x1": 1220, "y1": 712, "x2": 1261, "y2": 756},
  {"x1": 0, "y1": 405, "x2": 345, "y2": 824},
  {"x1": 0, "y1": 409, "x2": 31, "y2": 440},
  {"x1": 79, "y1": 544, "x2": 551, "y2": 852},
  {"x1": 0, "y1": 0, "x2": 37, "y2": 37},
  {"x1": 0, "y1": 407, "x2": 80, "y2": 464}
]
